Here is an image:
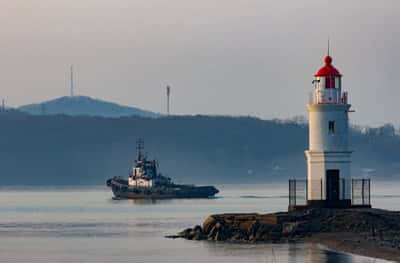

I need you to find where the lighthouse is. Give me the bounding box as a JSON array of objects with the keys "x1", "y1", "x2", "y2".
[
  {"x1": 289, "y1": 48, "x2": 371, "y2": 210},
  {"x1": 305, "y1": 51, "x2": 353, "y2": 208}
]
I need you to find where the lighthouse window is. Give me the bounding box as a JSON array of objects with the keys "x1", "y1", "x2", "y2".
[
  {"x1": 325, "y1": 77, "x2": 335, "y2": 89},
  {"x1": 328, "y1": 121, "x2": 335, "y2": 134}
]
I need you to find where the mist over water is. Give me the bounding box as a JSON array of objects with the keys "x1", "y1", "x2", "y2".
[{"x1": 0, "y1": 182, "x2": 396, "y2": 263}]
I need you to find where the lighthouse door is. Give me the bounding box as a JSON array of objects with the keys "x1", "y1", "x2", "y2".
[{"x1": 326, "y1": 170, "x2": 340, "y2": 201}]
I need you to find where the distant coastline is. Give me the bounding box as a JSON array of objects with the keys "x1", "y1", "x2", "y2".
[{"x1": 0, "y1": 111, "x2": 399, "y2": 185}]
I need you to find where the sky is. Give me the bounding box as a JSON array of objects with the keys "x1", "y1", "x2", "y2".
[{"x1": 0, "y1": 0, "x2": 399, "y2": 127}]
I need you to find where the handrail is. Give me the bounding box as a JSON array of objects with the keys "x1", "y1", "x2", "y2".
[{"x1": 309, "y1": 90, "x2": 348, "y2": 104}]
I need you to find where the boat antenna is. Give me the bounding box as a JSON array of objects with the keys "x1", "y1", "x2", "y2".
[{"x1": 137, "y1": 138, "x2": 144, "y2": 160}]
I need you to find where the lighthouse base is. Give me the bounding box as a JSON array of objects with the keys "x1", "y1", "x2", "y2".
[
  {"x1": 289, "y1": 200, "x2": 371, "y2": 211},
  {"x1": 307, "y1": 199, "x2": 351, "y2": 209},
  {"x1": 288, "y1": 179, "x2": 372, "y2": 211}
]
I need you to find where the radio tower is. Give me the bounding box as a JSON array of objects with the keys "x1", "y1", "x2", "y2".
[
  {"x1": 70, "y1": 65, "x2": 74, "y2": 97},
  {"x1": 166, "y1": 85, "x2": 171, "y2": 115}
]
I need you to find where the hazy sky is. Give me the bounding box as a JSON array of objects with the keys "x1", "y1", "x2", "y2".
[{"x1": 0, "y1": 0, "x2": 399, "y2": 126}]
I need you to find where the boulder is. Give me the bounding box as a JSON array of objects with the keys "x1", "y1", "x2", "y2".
[{"x1": 203, "y1": 216, "x2": 217, "y2": 233}]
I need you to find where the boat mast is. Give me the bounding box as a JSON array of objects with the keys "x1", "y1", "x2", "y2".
[{"x1": 136, "y1": 138, "x2": 144, "y2": 160}]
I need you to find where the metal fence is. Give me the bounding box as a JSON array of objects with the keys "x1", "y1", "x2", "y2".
[
  {"x1": 289, "y1": 179, "x2": 307, "y2": 207},
  {"x1": 351, "y1": 179, "x2": 371, "y2": 206},
  {"x1": 289, "y1": 178, "x2": 371, "y2": 207}
]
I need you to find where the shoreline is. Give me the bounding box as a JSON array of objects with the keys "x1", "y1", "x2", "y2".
[
  {"x1": 171, "y1": 208, "x2": 400, "y2": 262},
  {"x1": 308, "y1": 233, "x2": 400, "y2": 262}
]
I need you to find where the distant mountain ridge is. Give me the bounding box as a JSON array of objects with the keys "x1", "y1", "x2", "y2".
[
  {"x1": 18, "y1": 96, "x2": 160, "y2": 118},
  {"x1": 0, "y1": 112, "x2": 399, "y2": 185}
]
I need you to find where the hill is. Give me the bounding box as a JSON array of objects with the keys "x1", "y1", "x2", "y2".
[
  {"x1": 18, "y1": 96, "x2": 160, "y2": 118},
  {"x1": 0, "y1": 111, "x2": 399, "y2": 185}
]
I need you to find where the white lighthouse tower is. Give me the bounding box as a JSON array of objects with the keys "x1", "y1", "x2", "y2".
[
  {"x1": 289, "y1": 48, "x2": 371, "y2": 210},
  {"x1": 305, "y1": 51, "x2": 352, "y2": 208}
]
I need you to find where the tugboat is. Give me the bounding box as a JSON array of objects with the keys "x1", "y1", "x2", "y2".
[{"x1": 106, "y1": 139, "x2": 219, "y2": 199}]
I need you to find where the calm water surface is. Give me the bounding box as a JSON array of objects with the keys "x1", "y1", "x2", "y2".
[{"x1": 0, "y1": 182, "x2": 397, "y2": 263}]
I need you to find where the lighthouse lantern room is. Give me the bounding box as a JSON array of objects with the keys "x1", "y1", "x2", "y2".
[{"x1": 289, "y1": 49, "x2": 371, "y2": 210}]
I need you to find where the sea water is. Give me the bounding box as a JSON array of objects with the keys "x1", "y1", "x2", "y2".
[{"x1": 0, "y1": 182, "x2": 397, "y2": 263}]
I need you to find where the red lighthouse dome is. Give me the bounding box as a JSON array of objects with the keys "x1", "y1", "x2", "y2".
[{"x1": 314, "y1": 55, "x2": 342, "y2": 77}]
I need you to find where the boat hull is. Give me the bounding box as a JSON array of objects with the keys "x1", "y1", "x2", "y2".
[{"x1": 107, "y1": 178, "x2": 219, "y2": 199}]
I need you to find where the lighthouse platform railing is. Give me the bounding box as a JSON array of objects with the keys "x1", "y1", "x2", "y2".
[
  {"x1": 289, "y1": 178, "x2": 371, "y2": 210},
  {"x1": 309, "y1": 90, "x2": 348, "y2": 104}
]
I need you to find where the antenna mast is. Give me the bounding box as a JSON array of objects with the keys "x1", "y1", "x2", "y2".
[
  {"x1": 70, "y1": 65, "x2": 74, "y2": 97},
  {"x1": 166, "y1": 86, "x2": 171, "y2": 116},
  {"x1": 136, "y1": 138, "x2": 144, "y2": 160}
]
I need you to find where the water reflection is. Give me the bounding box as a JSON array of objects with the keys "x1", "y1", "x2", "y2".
[
  {"x1": 305, "y1": 244, "x2": 353, "y2": 263},
  {"x1": 109, "y1": 197, "x2": 175, "y2": 205},
  {"x1": 201, "y1": 241, "x2": 382, "y2": 263},
  {"x1": 111, "y1": 197, "x2": 218, "y2": 205},
  {"x1": 128, "y1": 199, "x2": 174, "y2": 205}
]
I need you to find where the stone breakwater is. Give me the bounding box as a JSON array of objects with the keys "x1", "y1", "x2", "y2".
[{"x1": 169, "y1": 208, "x2": 400, "y2": 261}]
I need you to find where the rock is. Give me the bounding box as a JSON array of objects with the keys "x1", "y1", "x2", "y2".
[
  {"x1": 269, "y1": 225, "x2": 283, "y2": 240},
  {"x1": 193, "y1": 232, "x2": 205, "y2": 240},
  {"x1": 231, "y1": 232, "x2": 244, "y2": 241},
  {"x1": 282, "y1": 222, "x2": 299, "y2": 236},
  {"x1": 237, "y1": 220, "x2": 256, "y2": 232},
  {"x1": 254, "y1": 222, "x2": 274, "y2": 239},
  {"x1": 164, "y1": 235, "x2": 181, "y2": 239},
  {"x1": 208, "y1": 225, "x2": 218, "y2": 240},
  {"x1": 203, "y1": 216, "x2": 217, "y2": 233},
  {"x1": 173, "y1": 208, "x2": 400, "y2": 249},
  {"x1": 178, "y1": 228, "x2": 192, "y2": 238},
  {"x1": 248, "y1": 220, "x2": 260, "y2": 235},
  {"x1": 214, "y1": 230, "x2": 221, "y2": 241},
  {"x1": 193, "y1": 225, "x2": 202, "y2": 233}
]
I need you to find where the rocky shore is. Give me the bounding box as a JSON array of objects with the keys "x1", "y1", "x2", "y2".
[{"x1": 169, "y1": 208, "x2": 400, "y2": 261}]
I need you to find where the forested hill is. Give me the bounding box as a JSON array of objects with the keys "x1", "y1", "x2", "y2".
[
  {"x1": 0, "y1": 111, "x2": 399, "y2": 185},
  {"x1": 18, "y1": 96, "x2": 160, "y2": 118}
]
